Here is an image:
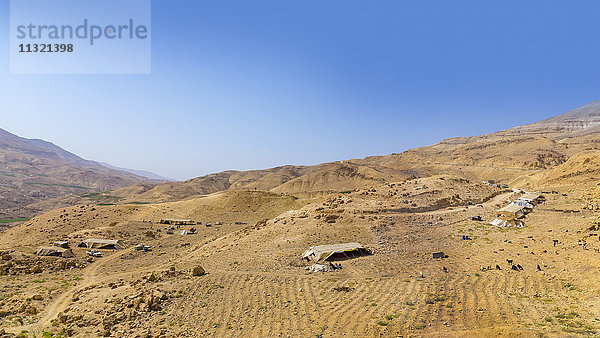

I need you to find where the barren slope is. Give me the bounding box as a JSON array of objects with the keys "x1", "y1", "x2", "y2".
[{"x1": 0, "y1": 128, "x2": 153, "y2": 220}]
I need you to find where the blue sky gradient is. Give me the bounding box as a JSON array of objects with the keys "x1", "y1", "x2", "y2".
[{"x1": 1, "y1": 1, "x2": 600, "y2": 180}]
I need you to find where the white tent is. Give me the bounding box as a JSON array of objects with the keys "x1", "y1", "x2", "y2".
[{"x1": 491, "y1": 218, "x2": 524, "y2": 228}]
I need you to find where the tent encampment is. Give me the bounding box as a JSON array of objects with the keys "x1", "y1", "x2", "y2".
[
  {"x1": 77, "y1": 239, "x2": 125, "y2": 250},
  {"x1": 302, "y1": 243, "x2": 371, "y2": 262},
  {"x1": 159, "y1": 219, "x2": 195, "y2": 225},
  {"x1": 35, "y1": 246, "x2": 75, "y2": 258}
]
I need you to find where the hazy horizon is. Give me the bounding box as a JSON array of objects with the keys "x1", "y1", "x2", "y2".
[{"x1": 2, "y1": 1, "x2": 600, "y2": 180}]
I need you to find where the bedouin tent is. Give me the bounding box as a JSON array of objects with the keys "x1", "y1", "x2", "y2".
[
  {"x1": 77, "y1": 239, "x2": 125, "y2": 250},
  {"x1": 302, "y1": 243, "x2": 371, "y2": 262},
  {"x1": 35, "y1": 246, "x2": 75, "y2": 258},
  {"x1": 497, "y1": 204, "x2": 525, "y2": 219}
]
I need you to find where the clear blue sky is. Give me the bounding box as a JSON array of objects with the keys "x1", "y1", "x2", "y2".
[{"x1": 1, "y1": 1, "x2": 600, "y2": 180}]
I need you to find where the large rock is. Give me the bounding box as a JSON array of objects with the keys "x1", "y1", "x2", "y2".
[{"x1": 191, "y1": 266, "x2": 206, "y2": 276}]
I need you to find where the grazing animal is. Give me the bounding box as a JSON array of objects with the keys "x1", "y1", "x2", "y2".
[
  {"x1": 553, "y1": 239, "x2": 559, "y2": 247},
  {"x1": 517, "y1": 264, "x2": 524, "y2": 271},
  {"x1": 496, "y1": 264, "x2": 501, "y2": 270},
  {"x1": 537, "y1": 264, "x2": 542, "y2": 271},
  {"x1": 511, "y1": 265, "x2": 519, "y2": 271},
  {"x1": 443, "y1": 266, "x2": 448, "y2": 273},
  {"x1": 507, "y1": 259, "x2": 513, "y2": 265}
]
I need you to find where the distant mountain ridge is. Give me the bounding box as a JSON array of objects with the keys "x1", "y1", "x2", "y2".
[
  {"x1": 0, "y1": 128, "x2": 155, "y2": 218},
  {"x1": 97, "y1": 162, "x2": 173, "y2": 181},
  {"x1": 500, "y1": 99, "x2": 600, "y2": 137},
  {"x1": 108, "y1": 99, "x2": 600, "y2": 204},
  {"x1": 4, "y1": 99, "x2": 600, "y2": 219}
]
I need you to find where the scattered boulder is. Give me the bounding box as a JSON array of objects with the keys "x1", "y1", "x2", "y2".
[
  {"x1": 191, "y1": 266, "x2": 206, "y2": 276},
  {"x1": 0, "y1": 328, "x2": 16, "y2": 338},
  {"x1": 325, "y1": 214, "x2": 339, "y2": 223},
  {"x1": 146, "y1": 273, "x2": 159, "y2": 282}
]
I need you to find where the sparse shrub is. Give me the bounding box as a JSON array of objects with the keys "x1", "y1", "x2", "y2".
[
  {"x1": 425, "y1": 293, "x2": 447, "y2": 304},
  {"x1": 434, "y1": 294, "x2": 447, "y2": 302}
]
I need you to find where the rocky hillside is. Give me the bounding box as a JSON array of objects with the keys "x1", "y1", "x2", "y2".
[
  {"x1": 108, "y1": 100, "x2": 600, "y2": 204},
  {"x1": 0, "y1": 128, "x2": 153, "y2": 219},
  {"x1": 501, "y1": 99, "x2": 600, "y2": 137}
]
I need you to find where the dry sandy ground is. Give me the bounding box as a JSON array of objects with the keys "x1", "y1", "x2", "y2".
[{"x1": 1, "y1": 175, "x2": 599, "y2": 337}]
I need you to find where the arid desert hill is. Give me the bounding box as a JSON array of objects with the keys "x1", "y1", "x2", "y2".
[
  {"x1": 4, "y1": 100, "x2": 600, "y2": 337},
  {"x1": 0, "y1": 128, "x2": 161, "y2": 220},
  {"x1": 99, "y1": 100, "x2": 600, "y2": 206},
  {"x1": 6, "y1": 99, "x2": 599, "y2": 221}
]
